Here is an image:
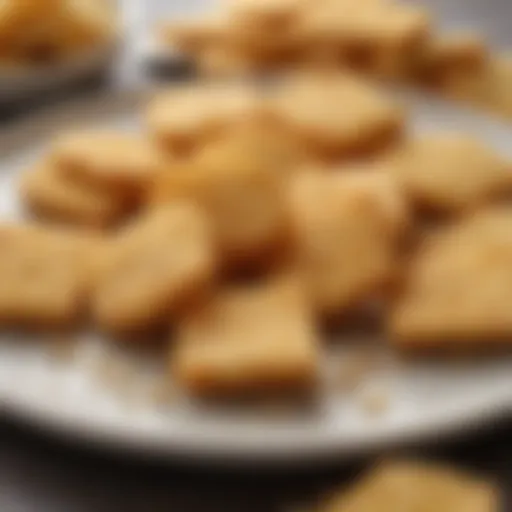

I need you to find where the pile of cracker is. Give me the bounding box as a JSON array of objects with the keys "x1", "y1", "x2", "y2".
[
  {"x1": 8, "y1": 72, "x2": 512, "y2": 398},
  {"x1": 159, "y1": 0, "x2": 512, "y2": 120},
  {"x1": 0, "y1": 0, "x2": 117, "y2": 66}
]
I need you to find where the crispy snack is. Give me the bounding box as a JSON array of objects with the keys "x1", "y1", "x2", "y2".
[
  {"x1": 390, "y1": 133, "x2": 511, "y2": 215},
  {"x1": 146, "y1": 83, "x2": 266, "y2": 154},
  {"x1": 332, "y1": 163, "x2": 409, "y2": 236},
  {"x1": 0, "y1": 0, "x2": 116, "y2": 65},
  {"x1": 20, "y1": 161, "x2": 130, "y2": 229},
  {"x1": 433, "y1": 54, "x2": 512, "y2": 119},
  {"x1": 390, "y1": 207, "x2": 512, "y2": 350},
  {"x1": 226, "y1": 0, "x2": 303, "y2": 30},
  {"x1": 93, "y1": 203, "x2": 215, "y2": 335},
  {"x1": 172, "y1": 275, "x2": 319, "y2": 397},
  {"x1": 50, "y1": 131, "x2": 165, "y2": 196},
  {"x1": 319, "y1": 459, "x2": 498, "y2": 512},
  {"x1": 195, "y1": 43, "x2": 259, "y2": 78},
  {"x1": 288, "y1": 168, "x2": 407, "y2": 318},
  {"x1": 158, "y1": 15, "x2": 231, "y2": 55},
  {"x1": 298, "y1": 1, "x2": 430, "y2": 77},
  {"x1": 150, "y1": 128, "x2": 292, "y2": 269},
  {"x1": 51, "y1": 131, "x2": 165, "y2": 196},
  {"x1": 414, "y1": 32, "x2": 488, "y2": 87},
  {"x1": 272, "y1": 73, "x2": 403, "y2": 158},
  {"x1": 0, "y1": 224, "x2": 95, "y2": 327},
  {"x1": 58, "y1": 0, "x2": 117, "y2": 55}
]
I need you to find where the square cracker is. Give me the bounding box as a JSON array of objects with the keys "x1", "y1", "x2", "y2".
[
  {"x1": 272, "y1": 73, "x2": 403, "y2": 158},
  {"x1": 150, "y1": 128, "x2": 292, "y2": 269},
  {"x1": 51, "y1": 131, "x2": 165, "y2": 195},
  {"x1": 93, "y1": 202, "x2": 215, "y2": 335},
  {"x1": 0, "y1": 224, "x2": 94, "y2": 327},
  {"x1": 172, "y1": 275, "x2": 319, "y2": 397},
  {"x1": 390, "y1": 133, "x2": 511, "y2": 215},
  {"x1": 320, "y1": 460, "x2": 497, "y2": 512},
  {"x1": 21, "y1": 161, "x2": 130, "y2": 229},
  {"x1": 390, "y1": 207, "x2": 512, "y2": 350},
  {"x1": 288, "y1": 168, "x2": 407, "y2": 318}
]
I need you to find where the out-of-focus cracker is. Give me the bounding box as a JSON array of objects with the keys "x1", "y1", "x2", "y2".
[
  {"x1": 390, "y1": 133, "x2": 511, "y2": 215},
  {"x1": 172, "y1": 275, "x2": 319, "y2": 397},
  {"x1": 415, "y1": 32, "x2": 487, "y2": 87},
  {"x1": 272, "y1": 73, "x2": 403, "y2": 158},
  {"x1": 51, "y1": 131, "x2": 165, "y2": 195},
  {"x1": 288, "y1": 169, "x2": 406, "y2": 317},
  {"x1": 150, "y1": 129, "x2": 292, "y2": 269},
  {"x1": 319, "y1": 459, "x2": 498, "y2": 512},
  {"x1": 94, "y1": 203, "x2": 215, "y2": 335},
  {"x1": 21, "y1": 161, "x2": 130, "y2": 229},
  {"x1": 0, "y1": 224, "x2": 95, "y2": 327},
  {"x1": 390, "y1": 207, "x2": 512, "y2": 350},
  {"x1": 158, "y1": 15, "x2": 231, "y2": 54},
  {"x1": 146, "y1": 83, "x2": 266, "y2": 154}
]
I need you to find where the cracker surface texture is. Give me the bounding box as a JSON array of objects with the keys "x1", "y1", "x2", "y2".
[
  {"x1": 391, "y1": 207, "x2": 512, "y2": 349},
  {"x1": 173, "y1": 276, "x2": 319, "y2": 396},
  {"x1": 94, "y1": 203, "x2": 215, "y2": 335}
]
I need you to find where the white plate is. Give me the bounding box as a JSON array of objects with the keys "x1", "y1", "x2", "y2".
[{"x1": 0, "y1": 89, "x2": 511, "y2": 462}]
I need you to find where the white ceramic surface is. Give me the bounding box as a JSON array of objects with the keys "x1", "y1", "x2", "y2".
[{"x1": 0, "y1": 90, "x2": 511, "y2": 461}]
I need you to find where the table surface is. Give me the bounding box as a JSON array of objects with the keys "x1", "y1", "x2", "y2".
[
  {"x1": 1, "y1": 0, "x2": 512, "y2": 510},
  {"x1": 1, "y1": 417, "x2": 511, "y2": 512}
]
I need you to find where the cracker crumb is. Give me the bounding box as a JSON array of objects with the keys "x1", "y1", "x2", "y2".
[
  {"x1": 360, "y1": 389, "x2": 390, "y2": 416},
  {"x1": 95, "y1": 355, "x2": 137, "y2": 395},
  {"x1": 148, "y1": 377, "x2": 177, "y2": 406},
  {"x1": 44, "y1": 336, "x2": 76, "y2": 362}
]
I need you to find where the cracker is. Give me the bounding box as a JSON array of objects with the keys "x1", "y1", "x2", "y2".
[
  {"x1": 288, "y1": 169, "x2": 406, "y2": 317},
  {"x1": 390, "y1": 133, "x2": 511, "y2": 215},
  {"x1": 150, "y1": 128, "x2": 292, "y2": 269},
  {"x1": 21, "y1": 161, "x2": 130, "y2": 228},
  {"x1": 415, "y1": 32, "x2": 487, "y2": 87},
  {"x1": 272, "y1": 73, "x2": 403, "y2": 158},
  {"x1": 93, "y1": 203, "x2": 215, "y2": 335},
  {"x1": 0, "y1": 224, "x2": 94, "y2": 327},
  {"x1": 158, "y1": 15, "x2": 231, "y2": 54},
  {"x1": 146, "y1": 83, "x2": 265, "y2": 154},
  {"x1": 0, "y1": 0, "x2": 115, "y2": 64},
  {"x1": 172, "y1": 275, "x2": 319, "y2": 397},
  {"x1": 195, "y1": 44, "x2": 259, "y2": 78},
  {"x1": 299, "y1": 2, "x2": 429, "y2": 77},
  {"x1": 58, "y1": 0, "x2": 117, "y2": 54},
  {"x1": 227, "y1": 0, "x2": 302, "y2": 30},
  {"x1": 390, "y1": 207, "x2": 512, "y2": 350},
  {"x1": 440, "y1": 55, "x2": 512, "y2": 118},
  {"x1": 333, "y1": 163, "x2": 409, "y2": 236},
  {"x1": 479, "y1": 55, "x2": 512, "y2": 118},
  {"x1": 320, "y1": 460, "x2": 497, "y2": 512},
  {"x1": 0, "y1": 0, "x2": 65, "y2": 63},
  {"x1": 51, "y1": 131, "x2": 165, "y2": 195},
  {"x1": 226, "y1": 0, "x2": 305, "y2": 63}
]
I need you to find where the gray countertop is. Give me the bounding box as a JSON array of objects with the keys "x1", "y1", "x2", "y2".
[{"x1": 1, "y1": 1, "x2": 512, "y2": 510}]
